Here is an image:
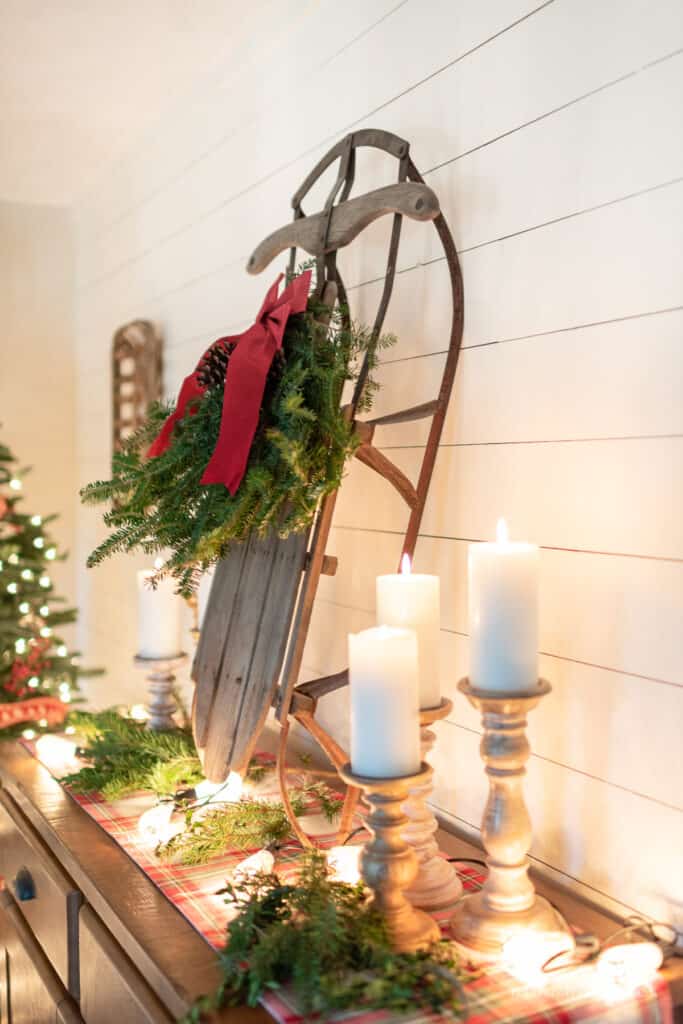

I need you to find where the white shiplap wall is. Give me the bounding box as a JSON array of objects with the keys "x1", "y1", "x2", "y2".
[{"x1": 73, "y1": 0, "x2": 683, "y2": 928}]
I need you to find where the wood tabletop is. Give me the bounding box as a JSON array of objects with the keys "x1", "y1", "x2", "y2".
[{"x1": 0, "y1": 736, "x2": 679, "y2": 1023}]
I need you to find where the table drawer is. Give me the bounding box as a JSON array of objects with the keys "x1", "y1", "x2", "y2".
[
  {"x1": 79, "y1": 906, "x2": 174, "y2": 1024},
  {"x1": 0, "y1": 788, "x2": 81, "y2": 997}
]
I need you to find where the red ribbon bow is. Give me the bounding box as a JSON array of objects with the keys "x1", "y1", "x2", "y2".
[{"x1": 148, "y1": 270, "x2": 312, "y2": 494}]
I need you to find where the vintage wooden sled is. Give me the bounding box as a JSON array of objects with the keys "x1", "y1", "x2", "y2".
[{"x1": 192, "y1": 128, "x2": 464, "y2": 844}]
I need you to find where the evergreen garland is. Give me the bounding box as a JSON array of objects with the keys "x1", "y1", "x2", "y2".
[
  {"x1": 184, "y1": 852, "x2": 467, "y2": 1021},
  {"x1": 81, "y1": 297, "x2": 395, "y2": 595}
]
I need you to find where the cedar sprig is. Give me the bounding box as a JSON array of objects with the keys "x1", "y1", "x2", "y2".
[{"x1": 183, "y1": 852, "x2": 467, "y2": 1021}]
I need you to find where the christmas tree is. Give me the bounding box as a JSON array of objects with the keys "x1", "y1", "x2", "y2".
[{"x1": 0, "y1": 440, "x2": 91, "y2": 737}]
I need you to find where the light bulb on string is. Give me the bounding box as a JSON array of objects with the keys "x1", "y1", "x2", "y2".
[
  {"x1": 40, "y1": 604, "x2": 49, "y2": 616},
  {"x1": 33, "y1": 537, "x2": 45, "y2": 550},
  {"x1": 14, "y1": 638, "x2": 27, "y2": 655},
  {"x1": 19, "y1": 601, "x2": 30, "y2": 614},
  {"x1": 9, "y1": 478, "x2": 21, "y2": 491},
  {"x1": 65, "y1": 725, "x2": 76, "y2": 736},
  {"x1": 8, "y1": 553, "x2": 19, "y2": 565},
  {"x1": 46, "y1": 548, "x2": 57, "y2": 560},
  {"x1": 39, "y1": 575, "x2": 51, "y2": 588},
  {"x1": 7, "y1": 583, "x2": 18, "y2": 595},
  {"x1": 22, "y1": 728, "x2": 36, "y2": 740},
  {"x1": 40, "y1": 626, "x2": 52, "y2": 638},
  {"x1": 327, "y1": 845, "x2": 362, "y2": 884},
  {"x1": 56, "y1": 645, "x2": 68, "y2": 657},
  {"x1": 30, "y1": 515, "x2": 42, "y2": 526},
  {"x1": 38, "y1": 718, "x2": 48, "y2": 728},
  {"x1": 20, "y1": 569, "x2": 33, "y2": 581},
  {"x1": 28, "y1": 677, "x2": 40, "y2": 688},
  {"x1": 128, "y1": 704, "x2": 148, "y2": 722}
]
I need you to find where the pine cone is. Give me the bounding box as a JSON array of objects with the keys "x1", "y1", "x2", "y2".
[{"x1": 197, "y1": 341, "x2": 233, "y2": 390}]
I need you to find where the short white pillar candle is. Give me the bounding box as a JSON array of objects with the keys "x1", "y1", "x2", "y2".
[
  {"x1": 137, "y1": 559, "x2": 182, "y2": 659},
  {"x1": 468, "y1": 519, "x2": 539, "y2": 693},
  {"x1": 376, "y1": 554, "x2": 441, "y2": 709},
  {"x1": 349, "y1": 625, "x2": 421, "y2": 778}
]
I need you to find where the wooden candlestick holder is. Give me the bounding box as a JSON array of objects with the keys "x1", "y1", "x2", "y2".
[
  {"x1": 403, "y1": 698, "x2": 463, "y2": 910},
  {"x1": 134, "y1": 654, "x2": 187, "y2": 731},
  {"x1": 339, "y1": 761, "x2": 441, "y2": 953},
  {"x1": 450, "y1": 678, "x2": 573, "y2": 956}
]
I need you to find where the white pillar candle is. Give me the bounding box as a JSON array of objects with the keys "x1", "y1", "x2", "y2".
[
  {"x1": 136, "y1": 559, "x2": 182, "y2": 659},
  {"x1": 349, "y1": 625, "x2": 421, "y2": 778},
  {"x1": 376, "y1": 554, "x2": 441, "y2": 709},
  {"x1": 468, "y1": 519, "x2": 539, "y2": 693}
]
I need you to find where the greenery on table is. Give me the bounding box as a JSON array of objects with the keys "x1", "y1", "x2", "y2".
[
  {"x1": 184, "y1": 852, "x2": 467, "y2": 1021},
  {"x1": 157, "y1": 777, "x2": 340, "y2": 866},
  {"x1": 81, "y1": 294, "x2": 395, "y2": 596},
  {"x1": 63, "y1": 710, "x2": 203, "y2": 799}
]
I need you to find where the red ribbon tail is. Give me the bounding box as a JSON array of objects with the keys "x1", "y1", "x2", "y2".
[{"x1": 147, "y1": 373, "x2": 205, "y2": 458}]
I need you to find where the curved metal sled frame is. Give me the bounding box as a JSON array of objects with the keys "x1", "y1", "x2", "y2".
[{"x1": 193, "y1": 128, "x2": 463, "y2": 848}]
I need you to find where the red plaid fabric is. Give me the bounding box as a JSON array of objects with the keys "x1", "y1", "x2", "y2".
[{"x1": 24, "y1": 741, "x2": 672, "y2": 1024}]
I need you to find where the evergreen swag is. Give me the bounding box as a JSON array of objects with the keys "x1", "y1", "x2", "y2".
[
  {"x1": 81, "y1": 292, "x2": 395, "y2": 595},
  {"x1": 185, "y1": 852, "x2": 466, "y2": 1021}
]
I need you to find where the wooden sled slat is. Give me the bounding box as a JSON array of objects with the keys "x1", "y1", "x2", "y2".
[{"x1": 193, "y1": 528, "x2": 309, "y2": 780}]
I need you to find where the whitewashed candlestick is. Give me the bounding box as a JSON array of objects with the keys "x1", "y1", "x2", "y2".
[
  {"x1": 134, "y1": 654, "x2": 187, "y2": 731},
  {"x1": 403, "y1": 698, "x2": 463, "y2": 910},
  {"x1": 450, "y1": 678, "x2": 573, "y2": 956}
]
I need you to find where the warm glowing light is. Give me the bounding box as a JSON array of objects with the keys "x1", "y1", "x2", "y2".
[
  {"x1": 7, "y1": 583, "x2": 18, "y2": 594},
  {"x1": 36, "y1": 734, "x2": 77, "y2": 769},
  {"x1": 65, "y1": 725, "x2": 76, "y2": 735},
  {"x1": 14, "y1": 639, "x2": 27, "y2": 654},
  {"x1": 38, "y1": 718, "x2": 48, "y2": 728},
  {"x1": 40, "y1": 626, "x2": 52, "y2": 638},
  {"x1": 233, "y1": 849, "x2": 275, "y2": 881},
  {"x1": 39, "y1": 575, "x2": 51, "y2": 588},
  {"x1": 30, "y1": 515, "x2": 42, "y2": 526},
  {"x1": 33, "y1": 537, "x2": 45, "y2": 549},
  {"x1": 129, "y1": 704, "x2": 148, "y2": 722},
  {"x1": 46, "y1": 548, "x2": 57, "y2": 560},
  {"x1": 195, "y1": 771, "x2": 243, "y2": 804},
  {"x1": 19, "y1": 601, "x2": 30, "y2": 613},
  {"x1": 503, "y1": 931, "x2": 575, "y2": 986},
  {"x1": 40, "y1": 604, "x2": 49, "y2": 616},
  {"x1": 8, "y1": 553, "x2": 18, "y2": 565},
  {"x1": 9, "y1": 478, "x2": 22, "y2": 491},
  {"x1": 20, "y1": 569, "x2": 33, "y2": 581},
  {"x1": 327, "y1": 845, "x2": 362, "y2": 884},
  {"x1": 56, "y1": 645, "x2": 68, "y2": 657},
  {"x1": 496, "y1": 517, "x2": 509, "y2": 544},
  {"x1": 28, "y1": 677, "x2": 40, "y2": 688},
  {"x1": 137, "y1": 803, "x2": 176, "y2": 845},
  {"x1": 400, "y1": 553, "x2": 412, "y2": 575},
  {"x1": 596, "y1": 942, "x2": 663, "y2": 992},
  {"x1": 22, "y1": 729, "x2": 36, "y2": 740},
  {"x1": 153, "y1": 557, "x2": 164, "y2": 570}
]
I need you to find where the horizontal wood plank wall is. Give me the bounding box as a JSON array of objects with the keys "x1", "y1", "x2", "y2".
[{"x1": 73, "y1": 0, "x2": 683, "y2": 928}]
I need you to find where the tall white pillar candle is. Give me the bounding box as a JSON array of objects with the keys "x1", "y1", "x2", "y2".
[
  {"x1": 468, "y1": 519, "x2": 539, "y2": 693},
  {"x1": 137, "y1": 560, "x2": 182, "y2": 659},
  {"x1": 349, "y1": 625, "x2": 421, "y2": 778},
  {"x1": 376, "y1": 555, "x2": 441, "y2": 709}
]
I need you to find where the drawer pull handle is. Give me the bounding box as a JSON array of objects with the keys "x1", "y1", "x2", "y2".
[{"x1": 13, "y1": 866, "x2": 36, "y2": 901}]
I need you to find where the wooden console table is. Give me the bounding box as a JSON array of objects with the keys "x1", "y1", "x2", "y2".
[{"x1": 0, "y1": 738, "x2": 680, "y2": 1023}]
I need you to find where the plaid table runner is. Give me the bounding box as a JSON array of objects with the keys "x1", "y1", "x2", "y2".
[{"x1": 23, "y1": 741, "x2": 672, "y2": 1024}]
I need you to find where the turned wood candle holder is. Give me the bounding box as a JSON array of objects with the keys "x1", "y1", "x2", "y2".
[
  {"x1": 134, "y1": 654, "x2": 187, "y2": 731},
  {"x1": 403, "y1": 697, "x2": 463, "y2": 910},
  {"x1": 339, "y1": 761, "x2": 441, "y2": 953},
  {"x1": 450, "y1": 678, "x2": 573, "y2": 956}
]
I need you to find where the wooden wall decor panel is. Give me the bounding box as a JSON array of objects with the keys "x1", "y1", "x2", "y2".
[{"x1": 111, "y1": 319, "x2": 162, "y2": 455}]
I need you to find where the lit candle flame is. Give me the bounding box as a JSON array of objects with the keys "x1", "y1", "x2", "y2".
[
  {"x1": 400, "y1": 553, "x2": 412, "y2": 575},
  {"x1": 496, "y1": 518, "x2": 509, "y2": 544}
]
